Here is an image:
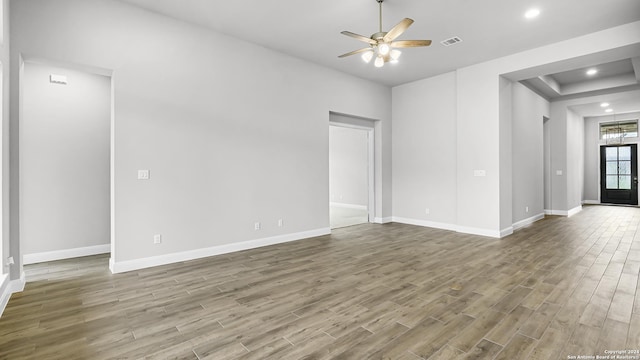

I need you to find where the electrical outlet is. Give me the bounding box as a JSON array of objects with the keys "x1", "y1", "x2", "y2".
[
  {"x1": 138, "y1": 170, "x2": 150, "y2": 180},
  {"x1": 526, "y1": 206, "x2": 529, "y2": 213},
  {"x1": 278, "y1": 219, "x2": 283, "y2": 227},
  {"x1": 254, "y1": 222, "x2": 261, "y2": 230},
  {"x1": 425, "y1": 208, "x2": 430, "y2": 215},
  {"x1": 153, "y1": 234, "x2": 162, "y2": 244}
]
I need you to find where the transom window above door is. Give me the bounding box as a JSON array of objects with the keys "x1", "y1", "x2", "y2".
[{"x1": 600, "y1": 120, "x2": 638, "y2": 140}]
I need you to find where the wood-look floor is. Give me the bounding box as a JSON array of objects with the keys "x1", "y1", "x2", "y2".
[{"x1": 2, "y1": 205, "x2": 640, "y2": 359}]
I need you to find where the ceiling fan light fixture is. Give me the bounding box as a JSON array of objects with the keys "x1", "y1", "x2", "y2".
[
  {"x1": 374, "y1": 56, "x2": 384, "y2": 68},
  {"x1": 339, "y1": 0, "x2": 431, "y2": 68},
  {"x1": 378, "y1": 43, "x2": 391, "y2": 56},
  {"x1": 361, "y1": 51, "x2": 374, "y2": 63}
]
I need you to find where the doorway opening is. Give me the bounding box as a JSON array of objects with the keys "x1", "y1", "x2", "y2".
[
  {"x1": 600, "y1": 144, "x2": 638, "y2": 205},
  {"x1": 20, "y1": 60, "x2": 112, "y2": 265},
  {"x1": 329, "y1": 119, "x2": 374, "y2": 229}
]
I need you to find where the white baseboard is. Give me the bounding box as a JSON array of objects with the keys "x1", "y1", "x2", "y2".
[
  {"x1": 500, "y1": 227, "x2": 514, "y2": 238},
  {"x1": 374, "y1": 217, "x2": 392, "y2": 224},
  {"x1": 512, "y1": 213, "x2": 545, "y2": 231},
  {"x1": 330, "y1": 202, "x2": 368, "y2": 210},
  {"x1": 0, "y1": 273, "x2": 8, "y2": 317},
  {"x1": 0, "y1": 271, "x2": 26, "y2": 318},
  {"x1": 110, "y1": 227, "x2": 331, "y2": 274},
  {"x1": 392, "y1": 217, "x2": 510, "y2": 238},
  {"x1": 583, "y1": 200, "x2": 600, "y2": 205},
  {"x1": 391, "y1": 217, "x2": 457, "y2": 232},
  {"x1": 568, "y1": 205, "x2": 583, "y2": 217},
  {"x1": 544, "y1": 206, "x2": 583, "y2": 217},
  {"x1": 23, "y1": 244, "x2": 111, "y2": 265},
  {"x1": 456, "y1": 225, "x2": 503, "y2": 238}
]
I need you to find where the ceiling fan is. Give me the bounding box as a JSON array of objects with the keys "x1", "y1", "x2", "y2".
[{"x1": 339, "y1": 0, "x2": 431, "y2": 68}]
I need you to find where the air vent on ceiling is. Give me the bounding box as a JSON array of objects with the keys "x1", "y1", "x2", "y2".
[
  {"x1": 440, "y1": 36, "x2": 462, "y2": 47},
  {"x1": 50, "y1": 74, "x2": 68, "y2": 85}
]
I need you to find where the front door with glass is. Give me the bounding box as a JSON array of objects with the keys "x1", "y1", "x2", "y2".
[{"x1": 600, "y1": 144, "x2": 638, "y2": 205}]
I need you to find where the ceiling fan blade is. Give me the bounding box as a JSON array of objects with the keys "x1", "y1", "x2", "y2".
[
  {"x1": 391, "y1": 40, "x2": 432, "y2": 48},
  {"x1": 338, "y1": 48, "x2": 373, "y2": 58},
  {"x1": 383, "y1": 18, "x2": 414, "y2": 42},
  {"x1": 341, "y1": 31, "x2": 377, "y2": 45}
]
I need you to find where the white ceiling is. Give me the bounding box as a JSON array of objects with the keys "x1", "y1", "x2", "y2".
[
  {"x1": 569, "y1": 95, "x2": 640, "y2": 117},
  {"x1": 118, "y1": 0, "x2": 640, "y2": 87},
  {"x1": 521, "y1": 58, "x2": 640, "y2": 101},
  {"x1": 553, "y1": 59, "x2": 634, "y2": 86}
]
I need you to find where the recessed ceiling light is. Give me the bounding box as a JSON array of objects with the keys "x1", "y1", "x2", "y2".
[
  {"x1": 600, "y1": 102, "x2": 610, "y2": 107},
  {"x1": 586, "y1": 68, "x2": 598, "y2": 76},
  {"x1": 605, "y1": 108, "x2": 613, "y2": 113},
  {"x1": 524, "y1": 8, "x2": 540, "y2": 19}
]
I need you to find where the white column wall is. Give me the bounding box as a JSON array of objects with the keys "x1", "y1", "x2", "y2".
[{"x1": 10, "y1": 0, "x2": 392, "y2": 271}]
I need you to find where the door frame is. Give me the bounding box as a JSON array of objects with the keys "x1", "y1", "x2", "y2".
[
  {"x1": 328, "y1": 121, "x2": 375, "y2": 223},
  {"x1": 16, "y1": 57, "x2": 114, "y2": 273},
  {"x1": 599, "y1": 144, "x2": 638, "y2": 205}
]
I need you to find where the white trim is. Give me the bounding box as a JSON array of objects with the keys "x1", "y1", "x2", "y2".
[
  {"x1": 23, "y1": 244, "x2": 111, "y2": 265},
  {"x1": 500, "y1": 227, "x2": 514, "y2": 238},
  {"x1": 544, "y1": 206, "x2": 583, "y2": 217},
  {"x1": 329, "y1": 202, "x2": 368, "y2": 211},
  {"x1": 0, "y1": 272, "x2": 26, "y2": 318},
  {"x1": 0, "y1": 273, "x2": 8, "y2": 317},
  {"x1": 568, "y1": 205, "x2": 583, "y2": 217},
  {"x1": 110, "y1": 228, "x2": 331, "y2": 274},
  {"x1": 456, "y1": 225, "x2": 503, "y2": 238},
  {"x1": 391, "y1": 217, "x2": 513, "y2": 238},
  {"x1": 582, "y1": 200, "x2": 600, "y2": 205},
  {"x1": 373, "y1": 217, "x2": 392, "y2": 224},
  {"x1": 512, "y1": 213, "x2": 545, "y2": 231},
  {"x1": 391, "y1": 217, "x2": 457, "y2": 232}
]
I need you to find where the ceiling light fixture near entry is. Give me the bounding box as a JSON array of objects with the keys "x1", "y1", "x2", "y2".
[
  {"x1": 601, "y1": 102, "x2": 610, "y2": 107},
  {"x1": 605, "y1": 108, "x2": 614, "y2": 113},
  {"x1": 524, "y1": 8, "x2": 540, "y2": 19},
  {"x1": 586, "y1": 68, "x2": 598, "y2": 76}
]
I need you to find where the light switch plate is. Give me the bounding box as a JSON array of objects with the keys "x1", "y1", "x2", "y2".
[
  {"x1": 138, "y1": 170, "x2": 150, "y2": 180},
  {"x1": 473, "y1": 170, "x2": 486, "y2": 177},
  {"x1": 556, "y1": 170, "x2": 563, "y2": 176}
]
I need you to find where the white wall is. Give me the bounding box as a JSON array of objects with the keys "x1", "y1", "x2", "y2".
[
  {"x1": 0, "y1": 0, "x2": 12, "y2": 310},
  {"x1": 499, "y1": 77, "x2": 513, "y2": 232},
  {"x1": 21, "y1": 62, "x2": 110, "y2": 256},
  {"x1": 391, "y1": 72, "x2": 457, "y2": 229},
  {"x1": 511, "y1": 82, "x2": 549, "y2": 224},
  {"x1": 10, "y1": 0, "x2": 391, "y2": 272},
  {"x1": 546, "y1": 90, "x2": 640, "y2": 212},
  {"x1": 391, "y1": 21, "x2": 640, "y2": 236},
  {"x1": 547, "y1": 102, "x2": 569, "y2": 212},
  {"x1": 583, "y1": 111, "x2": 640, "y2": 202},
  {"x1": 566, "y1": 109, "x2": 585, "y2": 211},
  {"x1": 329, "y1": 126, "x2": 368, "y2": 207}
]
